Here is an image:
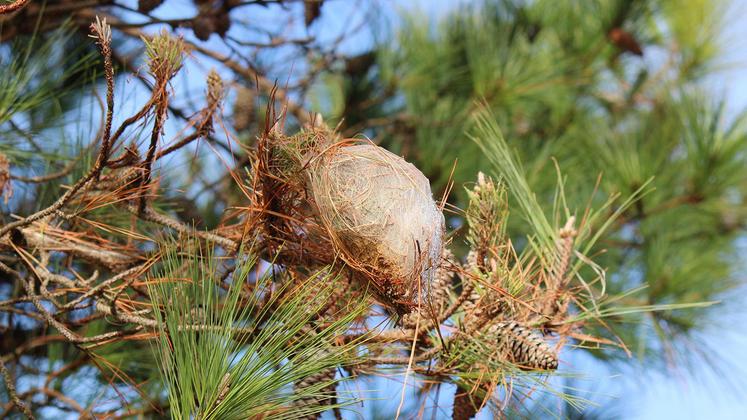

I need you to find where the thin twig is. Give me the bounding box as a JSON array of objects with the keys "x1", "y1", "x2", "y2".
[
  {"x1": 125, "y1": 204, "x2": 238, "y2": 252},
  {"x1": 0, "y1": 358, "x2": 35, "y2": 419},
  {"x1": 89, "y1": 17, "x2": 116, "y2": 180},
  {"x1": 10, "y1": 158, "x2": 79, "y2": 183},
  {"x1": 0, "y1": 0, "x2": 31, "y2": 15}
]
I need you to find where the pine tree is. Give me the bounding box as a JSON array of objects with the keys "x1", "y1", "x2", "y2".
[{"x1": 0, "y1": 0, "x2": 744, "y2": 418}]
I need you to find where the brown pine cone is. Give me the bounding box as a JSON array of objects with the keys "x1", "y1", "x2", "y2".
[{"x1": 138, "y1": 0, "x2": 163, "y2": 13}]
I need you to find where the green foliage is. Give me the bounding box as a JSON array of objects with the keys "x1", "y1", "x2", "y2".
[
  {"x1": 149, "y1": 238, "x2": 369, "y2": 419},
  {"x1": 0, "y1": 22, "x2": 94, "y2": 129},
  {"x1": 142, "y1": 30, "x2": 184, "y2": 81},
  {"x1": 0, "y1": 22, "x2": 97, "y2": 214},
  {"x1": 470, "y1": 107, "x2": 557, "y2": 260},
  {"x1": 464, "y1": 172, "x2": 508, "y2": 251},
  {"x1": 350, "y1": 0, "x2": 747, "y2": 365}
]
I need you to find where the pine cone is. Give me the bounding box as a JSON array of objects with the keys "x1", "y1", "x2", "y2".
[
  {"x1": 304, "y1": 1, "x2": 323, "y2": 27},
  {"x1": 214, "y1": 12, "x2": 231, "y2": 37},
  {"x1": 461, "y1": 250, "x2": 485, "y2": 330},
  {"x1": 608, "y1": 27, "x2": 643, "y2": 56},
  {"x1": 491, "y1": 321, "x2": 557, "y2": 370},
  {"x1": 400, "y1": 248, "x2": 455, "y2": 328},
  {"x1": 452, "y1": 386, "x2": 480, "y2": 420},
  {"x1": 192, "y1": 16, "x2": 215, "y2": 41},
  {"x1": 138, "y1": 0, "x2": 163, "y2": 13},
  {"x1": 293, "y1": 365, "x2": 337, "y2": 419}
]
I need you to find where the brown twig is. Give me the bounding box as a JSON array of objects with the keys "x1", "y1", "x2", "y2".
[
  {"x1": 137, "y1": 97, "x2": 166, "y2": 214},
  {"x1": 124, "y1": 204, "x2": 238, "y2": 252},
  {"x1": 89, "y1": 17, "x2": 116, "y2": 181},
  {"x1": 0, "y1": 226, "x2": 138, "y2": 269},
  {"x1": 0, "y1": 0, "x2": 31, "y2": 15},
  {"x1": 0, "y1": 358, "x2": 35, "y2": 419}
]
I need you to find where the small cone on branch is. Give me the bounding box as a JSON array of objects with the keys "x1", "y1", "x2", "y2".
[
  {"x1": 214, "y1": 12, "x2": 231, "y2": 37},
  {"x1": 304, "y1": 1, "x2": 323, "y2": 27},
  {"x1": 608, "y1": 27, "x2": 643, "y2": 56},
  {"x1": 192, "y1": 16, "x2": 215, "y2": 41},
  {"x1": 452, "y1": 386, "x2": 481, "y2": 420},
  {"x1": 401, "y1": 248, "x2": 454, "y2": 327},
  {"x1": 490, "y1": 321, "x2": 558, "y2": 370},
  {"x1": 206, "y1": 70, "x2": 224, "y2": 108},
  {"x1": 138, "y1": 0, "x2": 163, "y2": 13},
  {"x1": 293, "y1": 347, "x2": 337, "y2": 419},
  {"x1": 430, "y1": 248, "x2": 455, "y2": 313}
]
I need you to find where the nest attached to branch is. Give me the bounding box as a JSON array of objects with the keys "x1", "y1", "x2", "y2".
[
  {"x1": 254, "y1": 124, "x2": 445, "y2": 314},
  {"x1": 306, "y1": 142, "x2": 445, "y2": 312}
]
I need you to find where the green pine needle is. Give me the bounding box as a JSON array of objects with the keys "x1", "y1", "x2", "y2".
[{"x1": 149, "y1": 237, "x2": 369, "y2": 419}]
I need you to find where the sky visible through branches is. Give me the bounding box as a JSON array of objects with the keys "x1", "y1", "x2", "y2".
[{"x1": 2, "y1": 0, "x2": 746, "y2": 417}]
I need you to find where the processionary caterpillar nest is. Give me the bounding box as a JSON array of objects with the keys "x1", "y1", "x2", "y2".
[
  {"x1": 263, "y1": 124, "x2": 446, "y2": 314},
  {"x1": 304, "y1": 142, "x2": 445, "y2": 312}
]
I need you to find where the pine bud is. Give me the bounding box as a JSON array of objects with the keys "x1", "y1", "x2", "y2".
[
  {"x1": 215, "y1": 372, "x2": 231, "y2": 406},
  {"x1": 206, "y1": 69, "x2": 224, "y2": 109}
]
